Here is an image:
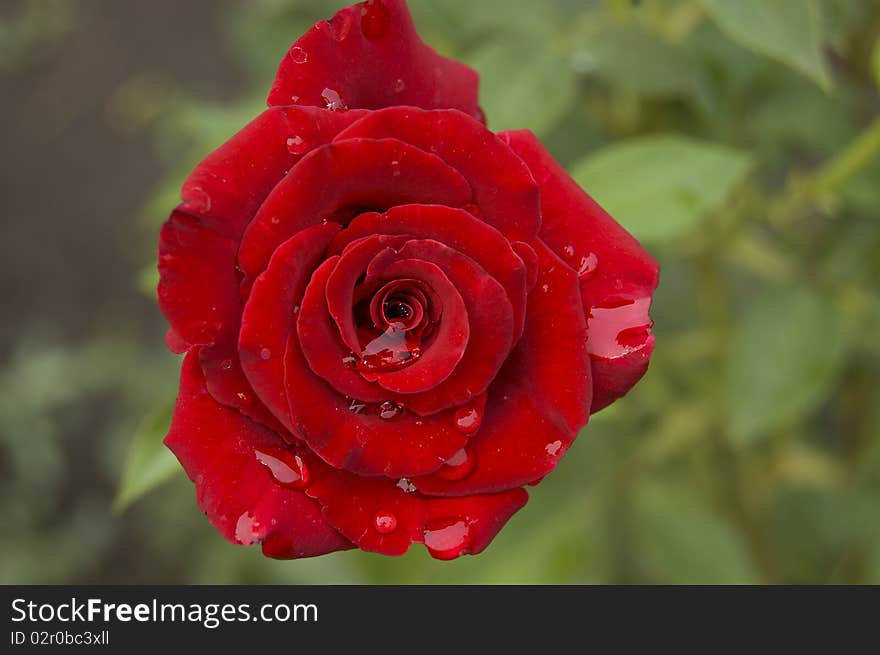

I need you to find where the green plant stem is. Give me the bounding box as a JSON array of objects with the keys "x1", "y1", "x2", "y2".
[{"x1": 771, "y1": 115, "x2": 880, "y2": 224}]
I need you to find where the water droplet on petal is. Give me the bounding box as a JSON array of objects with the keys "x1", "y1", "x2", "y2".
[
  {"x1": 541, "y1": 283, "x2": 550, "y2": 293},
  {"x1": 349, "y1": 398, "x2": 366, "y2": 414},
  {"x1": 183, "y1": 186, "x2": 212, "y2": 213},
  {"x1": 390, "y1": 159, "x2": 401, "y2": 177},
  {"x1": 577, "y1": 252, "x2": 598, "y2": 280},
  {"x1": 453, "y1": 406, "x2": 482, "y2": 434},
  {"x1": 286, "y1": 135, "x2": 308, "y2": 155},
  {"x1": 321, "y1": 87, "x2": 347, "y2": 111},
  {"x1": 270, "y1": 215, "x2": 280, "y2": 225},
  {"x1": 545, "y1": 440, "x2": 563, "y2": 456},
  {"x1": 290, "y1": 95, "x2": 301, "y2": 103},
  {"x1": 220, "y1": 359, "x2": 233, "y2": 370},
  {"x1": 255, "y1": 448, "x2": 309, "y2": 489},
  {"x1": 235, "y1": 512, "x2": 260, "y2": 545},
  {"x1": 379, "y1": 401, "x2": 403, "y2": 420},
  {"x1": 563, "y1": 244, "x2": 575, "y2": 257},
  {"x1": 236, "y1": 391, "x2": 251, "y2": 404},
  {"x1": 436, "y1": 448, "x2": 476, "y2": 481},
  {"x1": 393, "y1": 78, "x2": 405, "y2": 93},
  {"x1": 424, "y1": 518, "x2": 471, "y2": 560},
  {"x1": 260, "y1": 347, "x2": 272, "y2": 360},
  {"x1": 373, "y1": 511, "x2": 398, "y2": 534},
  {"x1": 361, "y1": 0, "x2": 390, "y2": 40},
  {"x1": 342, "y1": 354, "x2": 357, "y2": 369},
  {"x1": 288, "y1": 45, "x2": 308, "y2": 64},
  {"x1": 292, "y1": 305, "x2": 300, "y2": 314},
  {"x1": 397, "y1": 478, "x2": 417, "y2": 493},
  {"x1": 588, "y1": 296, "x2": 653, "y2": 358}
]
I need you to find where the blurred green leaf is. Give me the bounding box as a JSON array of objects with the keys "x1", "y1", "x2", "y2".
[
  {"x1": 469, "y1": 41, "x2": 575, "y2": 136},
  {"x1": 872, "y1": 36, "x2": 880, "y2": 91},
  {"x1": 114, "y1": 402, "x2": 179, "y2": 511},
  {"x1": 575, "y1": 25, "x2": 704, "y2": 99},
  {"x1": 725, "y1": 287, "x2": 847, "y2": 444},
  {"x1": 632, "y1": 479, "x2": 761, "y2": 584},
  {"x1": 570, "y1": 135, "x2": 752, "y2": 242},
  {"x1": 700, "y1": 0, "x2": 831, "y2": 89}
]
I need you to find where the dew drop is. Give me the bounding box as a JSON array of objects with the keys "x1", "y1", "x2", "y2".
[
  {"x1": 235, "y1": 512, "x2": 260, "y2": 545},
  {"x1": 545, "y1": 440, "x2": 563, "y2": 456},
  {"x1": 453, "y1": 406, "x2": 482, "y2": 434},
  {"x1": 183, "y1": 186, "x2": 211, "y2": 213},
  {"x1": 286, "y1": 135, "x2": 308, "y2": 155},
  {"x1": 270, "y1": 215, "x2": 280, "y2": 225},
  {"x1": 393, "y1": 78, "x2": 406, "y2": 93},
  {"x1": 349, "y1": 398, "x2": 366, "y2": 414},
  {"x1": 288, "y1": 45, "x2": 308, "y2": 64},
  {"x1": 321, "y1": 87, "x2": 347, "y2": 111},
  {"x1": 541, "y1": 283, "x2": 550, "y2": 293},
  {"x1": 577, "y1": 252, "x2": 598, "y2": 280},
  {"x1": 290, "y1": 95, "x2": 301, "y2": 103},
  {"x1": 436, "y1": 448, "x2": 476, "y2": 481},
  {"x1": 220, "y1": 359, "x2": 233, "y2": 370},
  {"x1": 379, "y1": 401, "x2": 403, "y2": 420},
  {"x1": 341, "y1": 354, "x2": 357, "y2": 369},
  {"x1": 423, "y1": 518, "x2": 471, "y2": 560},
  {"x1": 255, "y1": 449, "x2": 309, "y2": 489},
  {"x1": 260, "y1": 347, "x2": 272, "y2": 360},
  {"x1": 563, "y1": 244, "x2": 575, "y2": 257},
  {"x1": 373, "y1": 511, "x2": 398, "y2": 534},
  {"x1": 292, "y1": 305, "x2": 300, "y2": 314},
  {"x1": 390, "y1": 159, "x2": 401, "y2": 177},
  {"x1": 588, "y1": 296, "x2": 652, "y2": 359},
  {"x1": 361, "y1": 0, "x2": 390, "y2": 40},
  {"x1": 397, "y1": 478, "x2": 417, "y2": 493},
  {"x1": 236, "y1": 391, "x2": 251, "y2": 404}
]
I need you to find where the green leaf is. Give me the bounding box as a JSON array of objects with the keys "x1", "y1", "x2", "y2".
[
  {"x1": 700, "y1": 0, "x2": 831, "y2": 89},
  {"x1": 632, "y1": 479, "x2": 761, "y2": 584},
  {"x1": 114, "y1": 402, "x2": 179, "y2": 511},
  {"x1": 570, "y1": 135, "x2": 752, "y2": 243},
  {"x1": 468, "y1": 41, "x2": 576, "y2": 137},
  {"x1": 872, "y1": 36, "x2": 880, "y2": 90},
  {"x1": 574, "y1": 25, "x2": 704, "y2": 98},
  {"x1": 725, "y1": 287, "x2": 847, "y2": 444}
]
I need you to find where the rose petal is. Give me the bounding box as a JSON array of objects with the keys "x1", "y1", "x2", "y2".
[
  {"x1": 283, "y1": 314, "x2": 470, "y2": 478},
  {"x1": 238, "y1": 137, "x2": 473, "y2": 282},
  {"x1": 335, "y1": 107, "x2": 541, "y2": 241},
  {"x1": 415, "y1": 240, "x2": 591, "y2": 495},
  {"x1": 501, "y1": 130, "x2": 659, "y2": 412},
  {"x1": 330, "y1": 204, "x2": 529, "y2": 345},
  {"x1": 239, "y1": 223, "x2": 343, "y2": 429},
  {"x1": 158, "y1": 210, "x2": 239, "y2": 349},
  {"x1": 302, "y1": 450, "x2": 527, "y2": 558},
  {"x1": 372, "y1": 239, "x2": 514, "y2": 415},
  {"x1": 267, "y1": 0, "x2": 480, "y2": 120},
  {"x1": 164, "y1": 351, "x2": 353, "y2": 558},
  {"x1": 180, "y1": 105, "x2": 367, "y2": 240}
]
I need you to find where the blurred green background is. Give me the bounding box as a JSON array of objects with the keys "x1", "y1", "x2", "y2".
[{"x1": 1, "y1": 0, "x2": 879, "y2": 584}]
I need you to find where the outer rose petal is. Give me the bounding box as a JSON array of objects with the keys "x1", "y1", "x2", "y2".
[
  {"x1": 268, "y1": 0, "x2": 480, "y2": 120},
  {"x1": 158, "y1": 210, "x2": 238, "y2": 348},
  {"x1": 335, "y1": 107, "x2": 541, "y2": 241},
  {"x1": 500, "y1": 130, "x2": 659, "y2": 412},
  {"x1": 415, "y1": 241, "x2": 591, "y2": 495},
  {"x1": 302, "y1": 450, "x2": 528, "y2": 558},
  {"x1": 160, "y1": 106, "x2": 366, "y2": 420},
  {"x1": 164, "y1": 351, "x2": 353, "y2": 558}
]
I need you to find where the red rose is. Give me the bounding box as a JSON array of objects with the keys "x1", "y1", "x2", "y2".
[{"x1": 159, "y1": 0, "x2": 658, "y2": 560}]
